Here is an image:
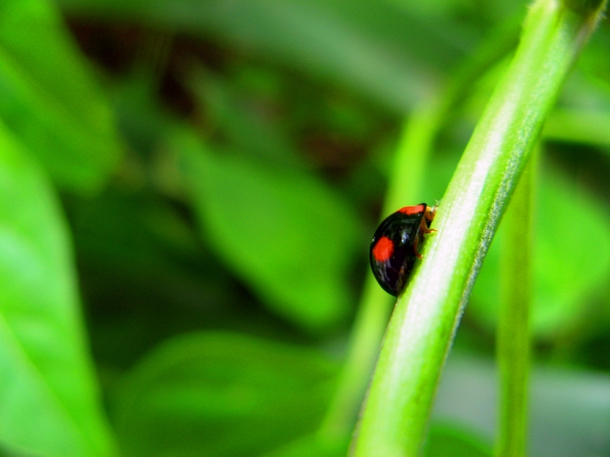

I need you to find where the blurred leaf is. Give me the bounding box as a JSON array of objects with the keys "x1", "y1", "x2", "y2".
[
  {"x1": 73, "y1": 188, "x2": 200, "y2": 283},
  {"x1": 189, "y1": 68, "x2": 304, "y2": 167},
  {"x1": 0, "y1": 122, "x2": 116, "y2": 456},
  {"x1": 544, "y1": 107, "x2": 610, "y2": 147},
  {"x1": 425, "y1": 424, "x2": 491, "y2": 457},
  {"x1": 69, "y1": 182, "x2": 280, "y2": 371},
  {"x1": 111, "y1": 331, "x2": 337, "y2": 457},
  {"x1": 264, "y1": 433, "x2": 347, "y2": 457},
  {"x1": 58, "y1": 0, "x2": 473, "y2": 111},
  {"x1": 112, "y1": 71, "x2": 174, "y2": 158},
  {"x1": 0, "y1": 0, "x2": 122, "y2": 193},
  {"x1": 532, "y1": 169, "x2": 610, "y2": 335},
  {"x1": 177, "y1": 129, "x2": 363, "y2": 331},
  {"x1": 543, "y1": 67, "x2": 610, "y2": 149},
  {"x1": 469, "y1": 162, "x2": 610, "y2": 338}
]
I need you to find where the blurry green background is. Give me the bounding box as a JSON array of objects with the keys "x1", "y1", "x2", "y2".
[{"x1": 0, "y1": 0, "x2": 609, "y2": 456}]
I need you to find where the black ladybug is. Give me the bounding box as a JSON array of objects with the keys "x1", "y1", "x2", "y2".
[{"x1": 369, "y1": 203, "x2": 436, "y2": 296}]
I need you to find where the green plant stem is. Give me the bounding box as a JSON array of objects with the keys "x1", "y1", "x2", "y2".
[
  {"x1": 351, "y1": 1, "x2": 605, "y2": 456},
  {"x1": 316, "y1": 19, "x2": 518, "y2": 450},
  {"x1": 317, "y1": 280, "x2": 392, "y2": 448},
  {"x1": 316, "y1": 99, "x2": 436, "y2": 451},
  {"x1": 495, "y1": 147, "x2": 536, "y2": 457}
]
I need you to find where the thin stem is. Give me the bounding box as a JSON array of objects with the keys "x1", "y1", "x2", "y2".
[
  {"x1": 317, "y1": 280, "x2": 392, "y2": 448},
  {"x1": 495, "y1": 148, "x2": 536, "y2": 457}
]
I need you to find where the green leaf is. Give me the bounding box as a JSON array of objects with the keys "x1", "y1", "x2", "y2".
[
  {"x1": 111, "y1": 331, "x2": 337, "y2": 457},
  {"x1": 187, "y1": 68, "x2": 304, "y2": 167},
  {"x1": 544, "y1": 107, "x2": 610, "y2": 147},
  {"x1": 58, "y1": 0, "x2": 470, "y2": 111},
  {"x1": 0, "y1": 0, "x2": 122, "y2": 193},
  {"x1": 177, "y1": 129, "x2": 363, "y2": 331},
  {"x1": 0, "y1": 123, "x2": 116, "y2": 456}
]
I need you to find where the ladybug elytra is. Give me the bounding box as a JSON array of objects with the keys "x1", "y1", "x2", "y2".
[{"x1": 369, "y1": 203, "x2": 436, "y2": 296}]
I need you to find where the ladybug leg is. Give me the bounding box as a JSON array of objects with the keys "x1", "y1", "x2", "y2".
[
  {"x1": 414, "y1": 217, "x2": 437, "y2": 259},
  {"x1": 418, "y1": 217, "x2": 437, "y2": 234}
]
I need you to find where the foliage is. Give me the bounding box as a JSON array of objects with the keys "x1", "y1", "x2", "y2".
[{"x1": 0, "y1": 0, "x2": 608, "y2": 456}]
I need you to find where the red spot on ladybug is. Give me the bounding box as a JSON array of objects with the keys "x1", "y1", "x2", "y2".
[
  {"x1": 398, "y1": 204, "x2": 426, "y2": 216},
  {"x1": 371, "y1": 236, "x2": 394, "y2": 262},
  {"x1": 369, "y1": 203, "x2": 436, "y2": 296}
]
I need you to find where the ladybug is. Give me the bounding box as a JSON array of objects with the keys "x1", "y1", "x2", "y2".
[{"x1": 370, "y1": 203, "x2": 436, "y2": 296}]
